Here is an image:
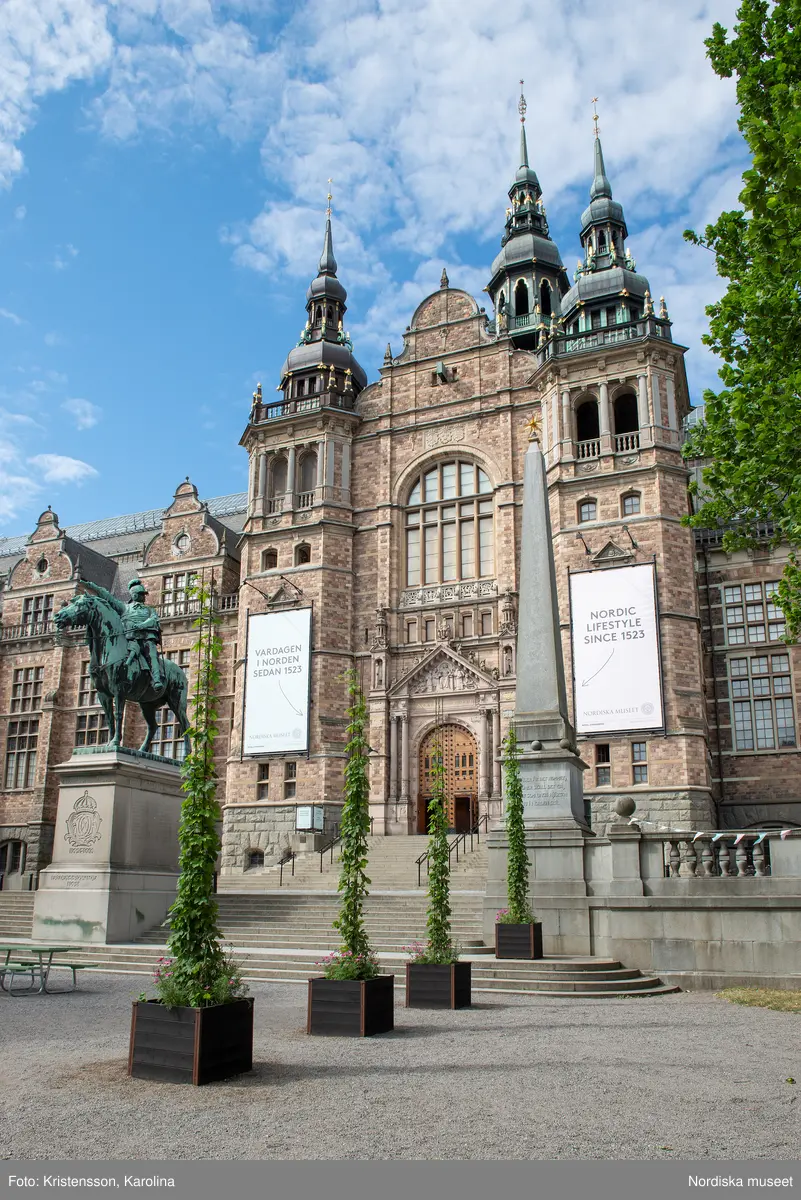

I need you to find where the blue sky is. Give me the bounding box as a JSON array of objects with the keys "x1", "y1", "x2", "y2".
[{"x1": 0, "y1": 0, "x2": 746, "y2": 533}]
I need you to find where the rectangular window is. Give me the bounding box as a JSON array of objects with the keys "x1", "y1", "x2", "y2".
[
  {"x1": 75, "y1": 712, "x2": 109, "y2": 747},
  {"x1": 478, "y1": 516, "x2": 494, "y2": 577},
  {"x1": 162, "y1": 573, "x2": 196, "y2": 618},
  {"x1": 459, "y1": 463, "x2": 475, "y2": 496},
  {"x1": 595, "y1": 744, "x2": 611, "y2": 787},
  {"x1": 10, "y1": 666, "x2": 44, "y2": 713},
  {"x1": 257, "y1": 762, "x2": 269, "y2": 801},
  {"x1": 405, "y1": 621, "x2": 417, "y2": 644},
  {"x1": 723, "y1": 586, "x2": 742, "y2": 604},
  {"x1": 460, "y1": 518, "x2": 475, "y2": 580},
  {"x1": 151, "y1": 708, "x2": 187, "y2": 760},
  {"x1": 424, "y1": 618, "x2": 435, "y2": 642},
  {"x1": 631, "y1": 742, "x2": 647, "y2": 784},
  {"x1": 441, "y1": 462, "x2": 457, "y2": 500},
  {"x1": 730, "y1": 654, "x2": 796, "y2": 750},
  {"x1": 22, "y1": 594, "x2": 53, "y2": 633},
  {"x1": 744, "y1": 584, "x2": 762, "y2": 603},
  {"x1": 424, "y1": 525, "x2": 438, "y2": 584},
  {"x1": 748, "y1": 624, "x2": 766, "y2": 643},
  {"x1": 78, "y1": 661, "x2": 99, "y2": 707},
  {"x1": 461, "y1": 613, "x2": 473, "y2": 638},
  {"x1": 480, "y1": 611, "x2": 493, "y2": 636},
  {"x1": 596, "y1": 766, "x2": 611, "y2": 786},
  {"x1": 284, "y1": 761, "x2": 297, "y2": 800},
  {"x1": 595, "y1": 744, "x2": 611, "y2": 763},
  {"x1": 406, "y1": 526, "x2": 420, "y2": 586},
  {"x1": 165, "y1": 648, "x2": 191, "y2": 670},
  {"x1": 4, "y1": 718, "x2": 39, "y2": 789},
  {"x1": 441, "y1": 520, "x2": 457, "y2": 582}
]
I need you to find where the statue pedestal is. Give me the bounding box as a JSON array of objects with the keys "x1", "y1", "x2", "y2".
[
  {"x1": 519, "y1": 752, "x2": 589, "y2": 831},
  {"x1": 32, "y1": 748, "x2": 183, "y2": 944}
]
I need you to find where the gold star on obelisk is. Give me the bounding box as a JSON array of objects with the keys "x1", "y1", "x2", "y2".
[{"x1": 525, "y1": 414, "x2": 540, "y2": 442}]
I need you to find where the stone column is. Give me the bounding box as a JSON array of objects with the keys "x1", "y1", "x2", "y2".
[
  {"x1": 287, "y1": 445, "x2": 296, "y2": 502},
  {"x1": 637, "y1": 373, "x2": 651, "y2": 445},
  {"x1": 479, "y1": 709, "x2": 490, "y2": 800},
  {"x1": 317, "y1": 438, "x2": 325, "y2": 494},
  {"x1": 665, "y1": 375, "x2": 677, "y2": 434},
  {"x1": 389, "y1": 714, "x2": 398, "y2": 802},
  {"x1": 400, "y1": 715, "x2": 410, "y2": 802},
  {"x1": 342, "y1": 441, "x2": 351, "y2": 502},
  {"x1": 492, "y1": 708, "x2": 502, "y2": 799},
  {"x1": 560, "y1": 390, "x2": 573, "y2": 457},
  {"x1": 257, "y1": 453, "x2": 267, "y2": 500},
  {"x1": 598, "y1": 380, "x2": 612, "y2": 454}
]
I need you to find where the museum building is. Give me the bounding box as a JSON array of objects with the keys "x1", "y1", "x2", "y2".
[{"x1": 0, "y1": 119, "x2": 799, "y2": 889}]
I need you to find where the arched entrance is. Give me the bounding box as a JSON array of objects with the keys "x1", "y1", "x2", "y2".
[{"x1": 417, "y1": 725, "x2": 478, "y2": 834}]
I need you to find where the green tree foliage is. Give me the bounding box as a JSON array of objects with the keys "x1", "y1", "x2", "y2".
[
  {"x1": 683, "y1": 0, "x2": 801, "y2": 637},
  {"x1": 159, "y1": 579, "x2": 245, "y2": 1008},
  {"x1": 327, "y1": 670, "x2": 378, "y2": 980},
  {"x1": 421, "y1": 738, "x2": 458, "y2": 964},
  {"x1": 501, "y1": 728, "x2": 534, "y2": 924}
]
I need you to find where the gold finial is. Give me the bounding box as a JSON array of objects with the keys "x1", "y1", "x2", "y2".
[
  {"x1": 525, "y1": 413, "x2": 540, "y2": 442},
  {"x1": 591, "y1": 97, "x2": 600, "y2": 138},
  {"x1": 518, "y1": 80, "x2": 527, "y2": 124},
  {"x1": 326, "y1": 178, "x2": 333, "y2": 217}
]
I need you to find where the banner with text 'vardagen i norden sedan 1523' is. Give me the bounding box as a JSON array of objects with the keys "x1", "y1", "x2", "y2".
[
  {"x1": 243, "y1": 608, "x2": 312, "y2": 755},
  {"x1": 569, "y1": 562, "x2": 664, "y2": 735}
]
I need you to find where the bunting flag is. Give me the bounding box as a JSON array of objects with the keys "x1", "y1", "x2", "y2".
[
  {"x1": 753, "y1": 832, "x2": 768, "y2": 845},
  {"x1": 733, "y1": 834, "x2": 746, "y2": 845},
  {"x1": 781, "y1": 829, "x2": 793, "y2": 840}
]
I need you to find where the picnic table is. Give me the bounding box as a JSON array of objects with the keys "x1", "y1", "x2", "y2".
[{"x1": 0, "y1": 944, "x2": 84, "y2": 995}]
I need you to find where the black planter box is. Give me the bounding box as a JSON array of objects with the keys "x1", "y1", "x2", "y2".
[
  {"x1": 128, "y1": 998, "x2": 254, "y2": 1085},
  {"x1": 405, "y1": 961, "x2": 471, "y2": 1009},
  {"x1": 495, "y1": 922, "x2": 544, "y2": 960},
  {"x1": 307, "y1": 974, "x2": 395, "y2": 1037}
]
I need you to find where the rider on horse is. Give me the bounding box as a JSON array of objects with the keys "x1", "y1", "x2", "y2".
[{"x1": 81, "y1": 577, "x2": 165, "y2": 694}]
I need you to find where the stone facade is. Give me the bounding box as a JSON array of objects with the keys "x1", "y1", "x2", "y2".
[{"x1": 1, "y1": 123, "x2": 799, "y2": 889}]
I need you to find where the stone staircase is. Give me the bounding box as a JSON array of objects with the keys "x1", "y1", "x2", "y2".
[
  {"x1": 0, "y1": 892, "x2": 34, "y2": 938},
  {"x1": 217, "y1": 833, "x2": 488, "y2": 892}
]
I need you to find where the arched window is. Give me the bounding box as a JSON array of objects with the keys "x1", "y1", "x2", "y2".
[
  {"x1": 295, "y1": 543, "x2": 311, "y2": 566},
  {"x1": 299, "y1": 452, "x2": 317, "y2": 494},
  {"x1": 314, "y1": 305, "x2": 323, "y2": 326},
  {"x1": 621, "y1": 493, "x2": 641, "y2": 517},
  {"x1": 0, "y1": 839, "x2": 26, "y2": 882},
  {"x1": 514, "y1": 279, "x2": 529, "y2": 316},
  {"x1": 598, "y1": 230, "x2": 607, "y2": 251},
  {"x1": 540, "y1": 280, "x2": 552, "y2": 316},
  {"x1": 578, "y1": 499, "x2": 597, "y2": 523},
  {"x1": 261, "y1": 548, "x2": 278, "y2": 571},
  {"x1": 326, "y1": 306, "x2": 333, "y2": 324},
  {"x1": 576, "y1": 399, "x2": 600, "y2": 442},
  {"x1": 614, "y1": 391, "x2": 639, "y2": 434},
  {"x1": 405, "y1": 460, "x2": 494, "y2": 587},
  {"x1": 269, "y1": 457, "x2": 287, "y2": 496},
  {"x1": 498, "y1": 290, "x2": 506, "y2": 313}
]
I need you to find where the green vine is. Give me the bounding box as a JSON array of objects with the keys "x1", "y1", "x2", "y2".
[
  {"x1": 155, "y1": 578, "x2": 246, "y2": 1008},
  {"x1": 501, "y1": 728, "x2": 534, "y2": 925},
  {"x1": 419, "y1": 737, "x2": 458, "y2": 964},
  {"x1": 325, "y1": 670, "x2": 378, "y2": 980}
]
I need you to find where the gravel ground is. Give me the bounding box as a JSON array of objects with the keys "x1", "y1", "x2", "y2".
[{"x1": 1, "y1": 973, "x2": 799, "y2": 1161}]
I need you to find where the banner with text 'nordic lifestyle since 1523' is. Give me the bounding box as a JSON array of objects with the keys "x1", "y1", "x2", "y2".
[
  {"x1": 243, "y1": 609, "x2": 312, "y2": 756},
  {"x1": 569, "y1": 563, "x2": 664, "y2": 735}
]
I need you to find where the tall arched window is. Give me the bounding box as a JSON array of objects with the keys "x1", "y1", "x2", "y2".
[
  {"x1": 540, "y1": 280, "x2": 552, "y2": 316},
  {"x1": 614, "y1": 391, "x2": 639, "y2": 434},
  {"x1": 295, "y1": 543, "x2": 311, "y2": 566},
  {"x1": 576, "y1": 399, "x2": 600, "y2": 442},
  {"x1": 269, "y1": 457, "x2": 287, "y2": 496},
  {"x1": 299, "y1": 452, "x2": 317, "y2": 494},
  {"x1": 405, "y1": 461, "x2": 494, "y2": 586},
  {"x1": 514, "y1": 279, "x2": 529, "y2": 316}
]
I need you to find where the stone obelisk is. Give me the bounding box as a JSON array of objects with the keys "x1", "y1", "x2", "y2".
[{"x1": 513, "y1": 425, "x2": 589, "y2": 829}]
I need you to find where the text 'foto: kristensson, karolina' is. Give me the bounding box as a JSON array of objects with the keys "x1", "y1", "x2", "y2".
[
  {"x1": 688, "y1": 1177, "x2": 794, "y2": 1189},
  {"x1": 7, "y1": 1177, "x2": 176, "y2": 1189}
]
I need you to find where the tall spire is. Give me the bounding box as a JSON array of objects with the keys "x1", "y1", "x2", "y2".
[
  {"x1": 318, "y1": 178, "x2": 338, "y2": 276},
  {"x1": 589, "y1": 102, "x2": 612, "y2": 201},
  {"x1": 519, "y1": 80, "x2": 529, "y2": 168}
]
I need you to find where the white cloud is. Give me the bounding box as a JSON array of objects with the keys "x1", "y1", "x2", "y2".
[
  {"x1": 44, "y1": 330, "x2": 65, "y2": 346},
  {"x1": 52, "y1": 242, "x2": 79, "y2": 270},
  {"x1": 0, "y1": 307, "x2": 23, "y2": 325},
  {"x1": 13, "y1": 204, "x2": 25, "y2": 219},
  {"x1": 28, "y1": 453, "x2": 98, "y2": 484},
  {"x1": 0, "y1": 0, "x2": 113, "y2": 187},
  {"x1": 62, "y1": 397, "x2": 101, "y2": 429}
]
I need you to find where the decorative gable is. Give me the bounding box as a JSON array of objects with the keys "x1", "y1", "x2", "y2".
[
  {"x1": 389, "y1": 644, "x2": 496, "y2": 699},
  {"x1": 591, "y1": 540, "x2": 634, "y2": 567}
]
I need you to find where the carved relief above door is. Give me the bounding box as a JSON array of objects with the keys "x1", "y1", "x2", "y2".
[{"x1": 417, "y1": 724, "x2": 478, "y2": 834}]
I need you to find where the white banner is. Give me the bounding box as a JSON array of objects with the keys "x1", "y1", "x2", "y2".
[
  {"x1": 569, "y1": 563, "x2": 664, "y2": 734},
  {"x1": 243, "y1": 609, "x2": 312, "y2": 756}
]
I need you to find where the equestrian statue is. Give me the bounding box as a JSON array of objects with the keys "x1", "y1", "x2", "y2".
[{"x1": 53, "y1": 577, "x2": 189, "y2": 756}]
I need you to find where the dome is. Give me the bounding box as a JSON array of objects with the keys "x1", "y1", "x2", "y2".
[
  {"x1": 306, "y1": 273, "x2": 347, "y2": 304},
  {"x1": 489, "y1": 231, "x2": 565, "y2": 282},
  {"x1": 561, "y1": 266, "x2": 652, "y2": 316},
  {"x1": 580, "y1": 196, "x2": 627, "y2": 236},
  {"x1": 280, "y1": 339, "x2": 367, "y2": 390},
  {"x1": 515, "y1": 164, "x2": 540, "y2": 188}
]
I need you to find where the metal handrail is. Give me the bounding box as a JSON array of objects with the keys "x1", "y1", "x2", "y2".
[
  {"x1": 416, "y1": 814, "x2": 489, "y2": 886},
  {"x1": 319, "y1": 817, "x2": 373, "y2": 872},
  {"x1": 278, "y1": 850, "x2": 296, "y2": 886}
]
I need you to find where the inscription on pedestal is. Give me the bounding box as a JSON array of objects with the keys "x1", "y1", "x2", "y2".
[
  {"x1": 47, "y1": 873, "x2": 99, "y2": 888},
  {"x1": 521, "y1": 770, "x2": 571, "y2": 819}
]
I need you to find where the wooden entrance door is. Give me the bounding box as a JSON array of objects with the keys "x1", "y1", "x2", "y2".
[{"x1": 417, "y1": 725, "x2": 478, "y2": 833}]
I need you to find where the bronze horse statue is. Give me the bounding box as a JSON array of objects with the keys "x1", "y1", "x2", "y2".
[{"x1": 54, "y1": 591, "x2": 189, "y2": 756}]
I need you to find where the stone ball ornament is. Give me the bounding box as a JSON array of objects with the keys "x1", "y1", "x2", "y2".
[{"x1": 614, "y1": 797, "x2": 637, "y2": 820}]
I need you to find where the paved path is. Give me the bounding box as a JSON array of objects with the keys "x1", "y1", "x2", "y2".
[{"x1": 1, "y1": 975, "x2": 798, "y2": 1160}]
